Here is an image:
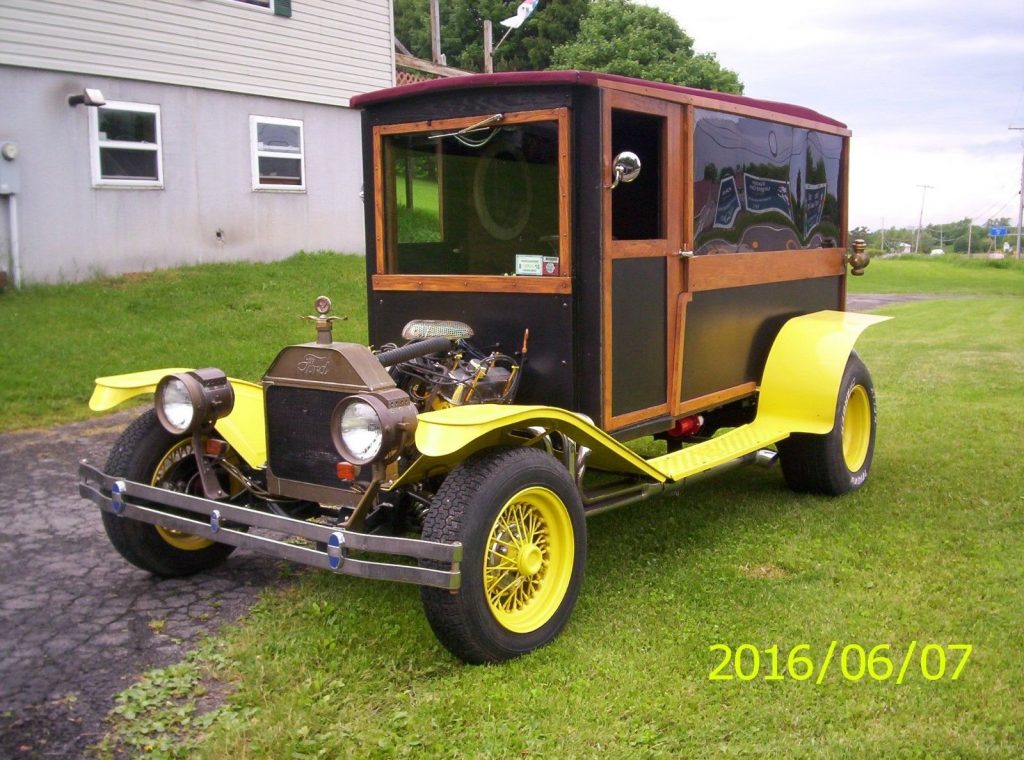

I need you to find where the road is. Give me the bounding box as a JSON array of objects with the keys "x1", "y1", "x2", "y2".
[{"x1": 0, "y1": 410, "x2": 285, "y2": 759}]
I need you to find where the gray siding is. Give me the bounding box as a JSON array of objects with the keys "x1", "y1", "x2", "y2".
[
  {"x1": 0, "y1": 0, "x2": 394, "y2": 107},
  {"x1": 0, "y1": 68, "x2": 367, "y2": 282}
]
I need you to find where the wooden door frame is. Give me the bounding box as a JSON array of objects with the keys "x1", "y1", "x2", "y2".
[{"x1": 601, "y1": 88, "x2": 683, "y2": 430}]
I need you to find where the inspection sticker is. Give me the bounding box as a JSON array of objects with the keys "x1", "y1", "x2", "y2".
[{"x1": 515, "y1": 255, "x2": 559, "y2": 276}]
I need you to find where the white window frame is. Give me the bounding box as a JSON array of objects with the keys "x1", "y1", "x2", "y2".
[
  {"x1": 89, "y1": 101, "x2": 163, "y2": 189},
  {"x1": 250, "y1": 115, "x2": 306, "y2": 192},
  {"x1": 211, "y1": 0, "x2": 275, "y2": 13}
]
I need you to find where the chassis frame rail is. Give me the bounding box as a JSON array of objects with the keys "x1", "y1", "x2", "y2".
[{"x1": 79, "y1": 461, "x2": 462, "y2": 590}]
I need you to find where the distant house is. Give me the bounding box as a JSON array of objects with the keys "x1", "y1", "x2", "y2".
[{"x1": 0, "y1": 0, "x2": 394, "y2": 284}]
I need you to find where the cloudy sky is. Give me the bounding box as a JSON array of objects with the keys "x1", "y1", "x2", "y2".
[{"x1": 648, "y1": 0, "x2": 1024, "y2": 230}]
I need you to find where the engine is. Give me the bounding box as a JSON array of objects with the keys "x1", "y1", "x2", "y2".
[{"x1": 382, "y1": 319, "x2": 523, "y2": 411}]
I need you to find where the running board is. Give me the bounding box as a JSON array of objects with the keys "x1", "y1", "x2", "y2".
[{"x1": 647, "y1": 421, "x2": 789, "y2": 482}]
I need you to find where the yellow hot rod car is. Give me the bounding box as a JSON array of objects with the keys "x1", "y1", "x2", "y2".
[{"x1": 80, "y1": 71, "x2": 886, "y2": 663}]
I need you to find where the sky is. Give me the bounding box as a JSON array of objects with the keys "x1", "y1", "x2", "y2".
[{"x1": 647, "y1": 0, "x2": 1024, "y2": 231}]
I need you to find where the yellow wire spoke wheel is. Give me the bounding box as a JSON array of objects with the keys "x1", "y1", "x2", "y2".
[
  {"x1": 483, "y1": 487, "x2": 574, "y2": 634},
  {"x1": 101, "y1": 409, "x2": 238, "y2": 577},
  {"x1": 419, "y1": 447, "x2": 586, "y2": 663},
  {"x1": 151, "y1": 438, "x2": 217, "y2": 552},
  {"x1": 841, "y1": 384, "x2": 871, "y2": 472}
]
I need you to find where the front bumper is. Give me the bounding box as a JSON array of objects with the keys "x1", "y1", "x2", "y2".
[{"x1": 79, "y1": 462, "x2": 462, "y2": 590}]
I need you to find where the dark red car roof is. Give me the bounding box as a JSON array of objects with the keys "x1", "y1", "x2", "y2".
[{"x1": 351, "y1": 70, "x2": 846, "y2": 130}]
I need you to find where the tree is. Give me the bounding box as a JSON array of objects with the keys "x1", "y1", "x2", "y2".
[
  {"x1": 394, "y1": 0, "x2": 590, "y2": 73},
  {"x1": 549, "y1": 0, "x2": 743, "y2": 93}
]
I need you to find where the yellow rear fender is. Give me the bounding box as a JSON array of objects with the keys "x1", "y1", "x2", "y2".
[
  {"x1": 388, "y1": 404, "x2": 668, "y2": 490},
  {"x1": 89, "y1": 369, "x2": 267, "y2": 468},
  {"x1": 756, "y1": 310, "x2": 891, "y2": 435}
]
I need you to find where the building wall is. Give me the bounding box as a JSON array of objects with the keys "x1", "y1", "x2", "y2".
[
  {"x1": 0, "y1": 0, "x2": 394, "y2": 107},
  {"x1": 0, "y1": 67, "x2": 368, "y2": 282}
]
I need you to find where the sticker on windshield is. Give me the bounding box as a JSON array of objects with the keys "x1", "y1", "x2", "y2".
[{"x1": 516, "y1": 255, "x2": 559, "y2": 276}]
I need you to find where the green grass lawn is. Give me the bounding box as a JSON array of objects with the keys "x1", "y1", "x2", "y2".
[
  {"x1": 0, "y1": 252, "x2": 368, "y2": 432},
  {"x1": 849, "y1": 253, "x2": 1024, "y2": 295},
  {"x1": 64, "y1": 257, "x2": 1022, "y2": 757}
]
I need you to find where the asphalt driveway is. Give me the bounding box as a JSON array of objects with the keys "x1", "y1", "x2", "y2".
[{"x1": 0, "y1": 410, "x2": 285, "y2": 758}]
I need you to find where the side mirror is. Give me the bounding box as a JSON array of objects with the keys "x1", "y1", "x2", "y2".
[{"x1": 609, "y1": 151, "x2": 641, "y2": 190}]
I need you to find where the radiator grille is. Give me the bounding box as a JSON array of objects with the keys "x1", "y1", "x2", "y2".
[{"x1": 266, "y1": 385, "x2": 346, "y2": 487}]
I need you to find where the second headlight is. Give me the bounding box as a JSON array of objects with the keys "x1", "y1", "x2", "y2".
[{"x1": 331, "y1": 392, "x2": 417, "y2": 466}]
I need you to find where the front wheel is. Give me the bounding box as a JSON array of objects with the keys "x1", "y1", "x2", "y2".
[
  {"x1": 101, "y1": 410, "x2": 237, "y2": 577},
  {"x1": 420, "y1": 447, "x2": 586, "y2": 664},
  {"x1": 777, "y1": 353, "x2": 877, "y2": 495}
]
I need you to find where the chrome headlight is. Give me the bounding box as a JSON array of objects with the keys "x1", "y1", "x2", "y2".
[
  {"x1": 337, "y1": 398, "x2": 383, "y2": 464},
  {"x1": 154, "y1": 368, "x2": 235, "y2": 435},
  {"x1": 331, "y1": 392, "x2": 417, "y2": 466}
]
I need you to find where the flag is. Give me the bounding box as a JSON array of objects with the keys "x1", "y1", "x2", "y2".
[{"x1": 500, "y1": 0, "x2": 540, "y2": 29}]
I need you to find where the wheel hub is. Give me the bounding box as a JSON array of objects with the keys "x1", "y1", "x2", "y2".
[{"x1": 517, "y1": 543, "x2": 544, "y2": 577}]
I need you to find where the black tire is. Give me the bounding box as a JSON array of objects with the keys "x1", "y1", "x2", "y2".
[
  {"x1": 777, "y1": 353, "x2": 877, "y2": 495},
  {"x1": 420, "y1": 447, "x2": 586, "y2": 664},
  {"x1": 100, "y1": 410, "x2": 236, "y2": 577}
]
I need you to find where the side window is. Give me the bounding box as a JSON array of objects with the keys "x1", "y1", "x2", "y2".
[
  {"x1": 89, "y1": 102, "x2": 163, "y2": 188},
  {"x1": 692, "y1": 109, "x2": 843, "y2": 254},
  {"x1": 611, "y1": 109, "x2": 664, "y2": 240},
  {"x1": 250, "y1": 116, "x2": 305, "y2": 190},
  {"x1": 221, "y1": 0, "x2": 292, "y2": 17}
]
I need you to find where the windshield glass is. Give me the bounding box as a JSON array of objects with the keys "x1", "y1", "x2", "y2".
[{"x1": 380, "y1": 117, "x2": 563, "y2": 277}]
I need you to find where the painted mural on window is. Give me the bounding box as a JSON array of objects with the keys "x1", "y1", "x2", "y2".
[{"x1": 692, "y1": 109, "x2": 843, "y2": 254}]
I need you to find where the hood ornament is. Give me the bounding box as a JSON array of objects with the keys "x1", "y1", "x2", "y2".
[{"x1": 302, "y1": 295, "x2": 348, "y2": 345}]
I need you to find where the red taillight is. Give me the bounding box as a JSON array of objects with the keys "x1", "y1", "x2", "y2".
[
  {"x1": 336, "y1": 462, "x2": 357, "y2": 481},
  {"x1": 667, "y1": 414, "x2": 703, "y2": 438}
]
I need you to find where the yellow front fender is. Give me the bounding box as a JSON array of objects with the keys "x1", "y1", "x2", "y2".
[
  {"x1": 388, "y1": 404, "x2": 668, "y2": 489},
  {"x1": 89, "y1": 369, "x2": 266, "y2": 468}
]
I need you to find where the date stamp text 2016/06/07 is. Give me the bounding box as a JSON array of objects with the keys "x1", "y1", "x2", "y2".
[{"x1": 709, "y1": 642, "x2": 972, "y2": 684}]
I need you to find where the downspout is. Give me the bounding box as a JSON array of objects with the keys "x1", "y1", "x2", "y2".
[{"x1": 8, "y1": 193, "x2": 20, "y2": 289}]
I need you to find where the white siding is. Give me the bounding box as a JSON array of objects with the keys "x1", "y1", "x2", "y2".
[
  {"x1": 0, "y1": 67, "x2": 369, "y2": 282},
  {"x1": 0, "y1": 0, "x2": 394, "y2": 107}
]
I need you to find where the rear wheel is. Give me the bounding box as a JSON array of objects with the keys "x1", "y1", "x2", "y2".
[
  {"x1": 777, "y1": 353, "x2": 877, "y2": 495},
  {"x1": 420, "y1": 447, "x2": 586, "y2": 664},
  {"x1": 101, "y1": 410, "x2": 237, "y2": 577}
]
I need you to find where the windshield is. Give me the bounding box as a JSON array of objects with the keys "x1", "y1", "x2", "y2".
[{"x1": 378, "y1": 113, "x2": 566, "y2": 280}]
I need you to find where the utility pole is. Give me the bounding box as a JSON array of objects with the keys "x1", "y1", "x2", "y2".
[
  {"x1": 914, "y1": 184, "x2": 933, "y2": 253},
  {"x1": 429, "y1": 0, "x2": 442, "y2": 64},
  {"x1": 483, "y1": 20, "x2": 494, "y2": 73},
  {"x1": 1012, "y1": 126, "x2": 1024, "y2": 260}
]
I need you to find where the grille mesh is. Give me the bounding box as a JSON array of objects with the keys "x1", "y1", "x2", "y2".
[{"x1": 266, "y1": 385, "x2": 345, "y2": 487}]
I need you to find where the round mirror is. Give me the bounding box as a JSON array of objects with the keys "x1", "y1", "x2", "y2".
[{"x1": 610, "y1": 151, "x2": 641, "y2": 189}]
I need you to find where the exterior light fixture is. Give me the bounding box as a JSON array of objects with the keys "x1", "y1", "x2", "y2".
[{"x1": 67, "y1": 88, "x2": 106, "y2": 107}]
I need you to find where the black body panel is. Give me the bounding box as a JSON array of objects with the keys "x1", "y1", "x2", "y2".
[
  {"x1": 681, "y1": 276, "x2": 842, "y2": 401},
  {"x1": 612, "y1": 258, "x2": 667, "y2": 416}
]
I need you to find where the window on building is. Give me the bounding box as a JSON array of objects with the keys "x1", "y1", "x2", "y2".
[
  {"x1": 89, "y1": 102, "x2": 163, "y2": 188},
  {"x1": 211, "y1": 0, "x2": 291, "y2": 17},
  {"x1": 250, "y1": 116, "x2": 305, "y2": 190}
]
